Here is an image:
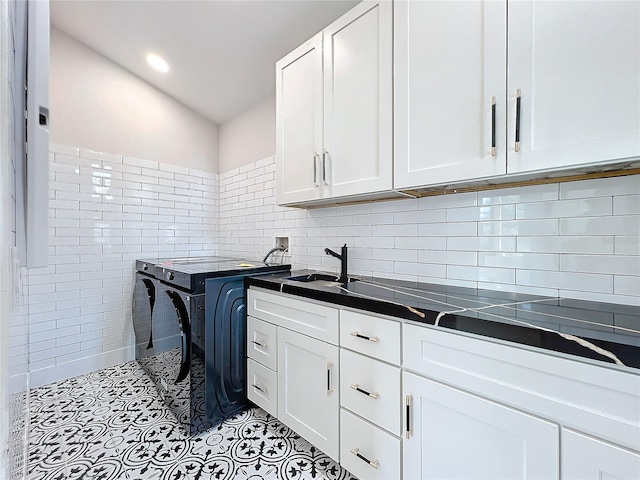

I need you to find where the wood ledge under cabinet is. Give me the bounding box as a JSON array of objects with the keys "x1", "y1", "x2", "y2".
[{"x1": 293, "y1": 163, "x2": 640, "y2": 209}]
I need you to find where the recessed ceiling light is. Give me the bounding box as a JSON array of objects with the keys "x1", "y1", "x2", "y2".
[{"x1": 146, "y1": 53, "x2": 169, "y2": 73}]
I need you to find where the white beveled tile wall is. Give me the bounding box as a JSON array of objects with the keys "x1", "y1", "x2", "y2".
[
  {"x1": 218, "y1": 156, "x2": 640, "y2": 306},
  {"x1": 25, "y1": 144, "x2": 219, "y2": 388},
  {"x1": 23, "y1": 149, "x2": 640, "y2": 388}
]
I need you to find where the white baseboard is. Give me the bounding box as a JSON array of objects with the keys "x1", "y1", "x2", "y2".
[{"x1": 29, "y1": 346, "x2": 135, "y2": 389}]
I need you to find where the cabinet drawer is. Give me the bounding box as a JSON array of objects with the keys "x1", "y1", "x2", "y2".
[
  {"x1": 340, "y1": 409, "x2": 401, "y2": 480},
  {"x1": 340, "y1": 349, "x2": 401, "y2": 435},
  {"x1": 340, "y1": 309, "x2": 400, "y2": 364},
  {"x1": 247, "y1": 316, "x2": 277, "y2": 371},
  {"x1": 248, "y1": 288, "x2": 339, "y2": 344},
  {"x1": 247, "y1": 358, "x2": 277, "y2": 417}
]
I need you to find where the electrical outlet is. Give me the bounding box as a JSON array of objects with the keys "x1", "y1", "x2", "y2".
[{"x1": 275, "y1": 235, "x2": 290, "y2": 251}]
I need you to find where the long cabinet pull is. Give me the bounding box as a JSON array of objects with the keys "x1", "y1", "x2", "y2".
[
  {"x1": 491, "y1": 96, "x2": 497, "y2": 156},
  {"x1": 515, "y1": 89, "x2": 522, "y2": 152},
  {"x1": 251, "y1": 339, "x2": 266, "y2": 348},
  {"x1": 313, "y1": 153, "x2": 320, "y2": 186},
  {"x1": 350, "y1": 383, "x2": 379, "y2": 399},
  {"x1": 350, "y1": 331, "x2": 379, "y2": 343},
  {"x1": 327, "y1": 362, "x2": 333, "y2": 396},
  {"x1": 252, "y1": 383, "x2": 265, "y2": 393},
  {"x1": 350, "y1": 448, "x2": 379, "y2": 469},
  {"x1": 406, "y1": 394, "x2": 413, "y2": 439},
  {"x1": 322, "y1": 151, "x2": 328, "y2": 185}
]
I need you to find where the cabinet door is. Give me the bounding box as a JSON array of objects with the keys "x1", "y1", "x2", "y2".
[
  {"x1": 394, "y1": 0, "x2": 507, "y2": 189},
  {"x1": 562, "y1": 429, "x2": 640, "y2": 480},
  {"x1": 277, "y1": 328, "x2": 339, "y2": 462},
  {"x1": 276, "y1": 32, "x2": 323, "y2": 204},
  {"x1": 323, "y1": 0, "x2": 392, "y2": 198},
  {"x1": 403, "y1": 372, "x2": 559, "y2": 480},
  {"x1": 508, "y1": 1, "x2": 640, "y2": 174}
]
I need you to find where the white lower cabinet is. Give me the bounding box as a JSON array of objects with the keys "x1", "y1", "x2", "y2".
[
  {"x1": 247, "y1": 288, "x2": 640, "y2": 480},
  {"x1": 340, "y1": 409, "x2": 401, "y2": 480},
  {"x1": 403, "y1": 371, "x2": 559, "y2": 480},
  {"x1": 561, "y1": 428, "x2": 640, "y2": 480},
  {"x1": 247, "y1": 358, "x2": 277, "y2": 417},
  {"x1": 277, "y1": 327, "x2": 340, "y2": 462}
]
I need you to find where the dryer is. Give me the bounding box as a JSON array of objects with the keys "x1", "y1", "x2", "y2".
[{"x1": 132, "y1": 257, "x2": 290, "y2": 434}]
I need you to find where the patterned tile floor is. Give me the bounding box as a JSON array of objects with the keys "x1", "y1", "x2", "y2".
[{"x1": 28, "y1": 361, "x2": 357, "y2": 480}]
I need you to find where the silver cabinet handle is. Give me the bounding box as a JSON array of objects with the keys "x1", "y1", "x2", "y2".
[
  {"x1": 327, "y1": 362, "x2": 333, "y2": 396},
  {"x1": 322, "y1": 150, "x2": 328, "y2": 185},
  {"x1": 350, "y1": 383, "x2": 379, "y2": 399},
  {"x1": 350, "y1": 448, "x2": 379, "y2": 469},
  {"x1": 252, "y1": 383, "x2": 265, "y2": 393},
  {"x1": 491, "y1": 96, "x2": 497, "y2": 157},
  {"x1": 313, "y1": 153, "x2": 320, "y2": 186},
  {"x1": 251, "y1": 340, "x2": 266, "y2": 348},
  {"x1": 406, "y1": 394, "x2": 413, "y2": 439},
  {"x1": 515, "y1": 88, "x2": 521, "y2": 153},
  {"x1": 350, "y1": 331, "x2": 379, "y2": 342}
]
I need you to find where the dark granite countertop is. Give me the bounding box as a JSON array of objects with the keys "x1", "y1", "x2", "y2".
[{"x1": 246, "y1": 270, "x2": 640, "y2": 371}]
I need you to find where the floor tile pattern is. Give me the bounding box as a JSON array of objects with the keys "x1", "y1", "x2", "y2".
[{"x1": 28, "y1": 361, "x2": 357, "y2": 480}]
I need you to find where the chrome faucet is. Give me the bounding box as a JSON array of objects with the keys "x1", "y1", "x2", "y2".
[{"x1": 324, "y1": 244, "x2": 348, "y2": 284}]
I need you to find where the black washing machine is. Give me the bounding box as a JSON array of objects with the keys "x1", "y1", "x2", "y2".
[{"x1": 132, "y1": 257, "x2": 290, "y2": 434}]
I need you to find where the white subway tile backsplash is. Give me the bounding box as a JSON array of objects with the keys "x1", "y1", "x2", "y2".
[
  {"x1": 517, "y1": 236, "x2": 613, "y2": 254},
  {"x1": 419, "y1": 222, "x2": 477, "y2": 237},
  {"x1": 447, "y1": 237, "x2": 516, "y2": 252},
  {"x1": 396, "y1": 261, "x2": 446, "y2": 277},
  {"x1": 516, "y1": 197, "x2": 612, "y2": 219},
  {"x1": 478, "y1": 219, "x2": 559, "y2": 237},
  {"x1": 356, "y1": 236, "x2": 395, "y2": 248},
  {"x1": 419, "y1": 250, "x2": 477, "y2": 266},
  {"x1": 614, "y1": 276, "x2": 640, "y2": 297},
  {"x1": 418, "y1": 276, "x2": 477, "y2": 289},
  {"x1": 446, "y1": 205, "x2": 515, "y2": 222},
  {"x1": 615, "y1": 236, "x2": 640, "y2": 255},
  {"x1": 560, "y1": 255, "x2": 640, "y2": 276},
  {"x1": 478, "y1": 252, "x2": 559, "y2": 271},
  {"x1": 478, "y1": 184, "x2": 558, "y2": 205},
  {"x1": 517, "y1": 270, "x2": 613, "y2": 293},
  {"x1": 420, "y1": 192, "x2": 477, "y2": 209},
  {"x1": 613, "y1": 195, "x2": 640, "y2": 215},
  {"x1": 559, "y1": 175, "x2": 640, "y2": 199},
  {"x1": 395, "y1": 236, "x2": 446, "y2": 250},
  {"x1": 394, "y1": 209, "x2": 444, "y2": 224},
  {"x1": 560, "y1": 215, "x2": 640, "y2": 236},
  {"x1": 448, "y1": 265, "x2": 515, "y2": 284}
]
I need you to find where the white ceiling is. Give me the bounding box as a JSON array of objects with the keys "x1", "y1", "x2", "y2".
[{"x1": 50, "y1": 0, "x2": 360, "y2": 125}]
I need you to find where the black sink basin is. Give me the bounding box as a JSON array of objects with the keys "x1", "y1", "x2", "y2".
[{"x1": 286, "y1": 273, "x2": 358, "y2": 283}]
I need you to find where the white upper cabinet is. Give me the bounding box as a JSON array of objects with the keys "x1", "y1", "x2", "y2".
[
  {"x1": 507, "y1": 0, "x2": 640, "y2": 174},
  {"x1": 394, "y1": 0, "x2": 640, "y2": 190},
  {"x1": 394, "y1": 0, "x2": 507, "y2": 189},
  {"x1": 276, "y1": 0, "x2": 392, "y2": 205},
  {"x1": 275, "y1": 33, "x2": 324, "y2": 205}
]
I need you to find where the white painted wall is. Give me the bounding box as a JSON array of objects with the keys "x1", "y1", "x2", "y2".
[
  {"x1": 219, "y1": 94, "x2": 275, "y2": 173},
  {"x1": 50, "y1": 28, "x2": 219, "y2": 172}
]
